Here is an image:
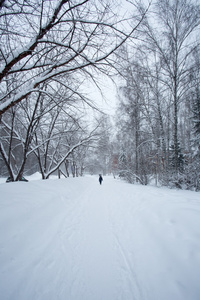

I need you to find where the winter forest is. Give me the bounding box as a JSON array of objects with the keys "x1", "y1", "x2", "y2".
[{"x1": 0, "y1": 0, "x2": 200, "y2": 191}]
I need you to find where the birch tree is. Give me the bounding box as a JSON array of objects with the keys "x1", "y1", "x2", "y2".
[
  {"x1": 142, "y1": 0, "x2": 200, "y2": 176},
  {"x1": 115, "y1": 0, "x2": 200, "y2": 188}
]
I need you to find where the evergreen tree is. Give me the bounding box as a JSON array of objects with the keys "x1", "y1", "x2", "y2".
[{"x1": 169, "y1": 143, "x2": 184, "y2": 174}]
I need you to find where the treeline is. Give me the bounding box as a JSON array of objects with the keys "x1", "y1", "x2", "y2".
[{"x1": 113, "y1": 0, "x2": 200, "y2": 190}]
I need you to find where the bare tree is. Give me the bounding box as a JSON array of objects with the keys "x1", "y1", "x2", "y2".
[
  {"x1": 0, "y1": 76, "x2": 86, "y2": 180},
  {"x1": 33, "y1": 119, "x2": 99, "y2": 179},
  {"x1": 0, "y1": 86, "x2": 59, "y2": 180},
  {"x1": 0, "y1": 0, "x2": 147, "y2": 115},
  {"x1": 141, "y1": 0, "x2": 200, "y2": 175},
  {"x1": 114, "y1": 0, "x2": 200, "y2": 189}
]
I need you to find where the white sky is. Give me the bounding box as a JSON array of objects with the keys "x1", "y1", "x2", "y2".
[{"x1": 83, "y1": 0, "x2": 152, "y2": 118}]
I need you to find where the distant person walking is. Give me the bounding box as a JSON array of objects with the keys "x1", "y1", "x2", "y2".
[{"x1": 99, "y1": 174, "x2": 103, "y2": 185}]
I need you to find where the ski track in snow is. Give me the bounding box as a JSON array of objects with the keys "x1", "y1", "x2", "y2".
[{"x1": 0, "y1": 176, "x2": 200, "y2": 300}]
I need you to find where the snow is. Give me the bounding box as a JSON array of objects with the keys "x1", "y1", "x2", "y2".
[{"x1": 0, "y1": 174, "x2": 200, "y2": 300}]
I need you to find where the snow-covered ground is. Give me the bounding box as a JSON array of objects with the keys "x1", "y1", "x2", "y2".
[{"x1": 0, "y1": 174, "x2": 200, "y2": 300}]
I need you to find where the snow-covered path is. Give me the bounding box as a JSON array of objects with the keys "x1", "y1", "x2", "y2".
[{"x1": 0, "y1": 176, "x2": 200, "y2": 300}]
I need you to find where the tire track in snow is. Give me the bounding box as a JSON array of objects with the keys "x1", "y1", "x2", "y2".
[
  {"x1": 59, "y1": 179, "x2": 122, "y2": 300},
  {"x1": 113, "y1": 232, "x2": 144, "y2": 300},
  {"x1": 105, "y1": 179, "x2": 146, "y2": 300},
  {"x1": 58, "y1": 185, "x2": 94, "y2": 299}
]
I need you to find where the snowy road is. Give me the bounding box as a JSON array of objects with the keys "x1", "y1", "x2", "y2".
[{"x1": 0, "y1": 175, "x2": 200, "y2": 300}]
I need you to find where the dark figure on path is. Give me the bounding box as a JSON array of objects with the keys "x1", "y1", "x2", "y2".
[{"x1": 99, "y1": 174, "x2": 103, "y2": 185}]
